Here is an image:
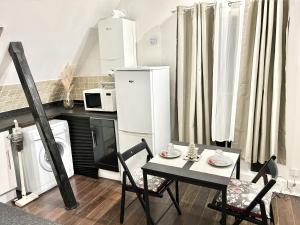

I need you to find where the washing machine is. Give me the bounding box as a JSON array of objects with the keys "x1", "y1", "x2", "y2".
[{"x1": 20, "y1": 119, "x2": 74, "y2": 195}]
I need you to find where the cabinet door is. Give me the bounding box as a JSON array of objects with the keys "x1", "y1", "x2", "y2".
[
  {"x1": 98, "y1": 18, "x2": 124, "y2": 60},
  {"x1": 90, "y1": 118, "x2": 119, "y2": 172},
  {"x1": 55, "y1": 115, "x2": 98, "y2": 178},
  {"x1": 0, "y1": 131, "x2": 17, "y2": 195}
]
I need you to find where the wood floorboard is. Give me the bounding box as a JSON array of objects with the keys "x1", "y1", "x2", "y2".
[
  {"x1": 291, "y1": 196, "x2": 300, "y2": 223},
  {"x1": 11, "y1": 175, "x2": 255, "y2": 225},
  {"x1": 271, "y1": 194, "x2": 300, "y2": 225}
]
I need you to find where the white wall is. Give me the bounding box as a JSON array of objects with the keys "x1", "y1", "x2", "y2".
[
  {"x1": 117, "y1": 0, "x2": 178, "y2": 66},
  {"x1": 0, "y1": 0, "x2": 120, "y2": 85},
  {"x1": 286, "y1": 0, "x2": 300, "y2": 172}
]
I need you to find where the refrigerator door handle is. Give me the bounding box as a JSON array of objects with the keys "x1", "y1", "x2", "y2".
[{"x1": 118, "y1": 130, "x2": 152, "y2": 137}]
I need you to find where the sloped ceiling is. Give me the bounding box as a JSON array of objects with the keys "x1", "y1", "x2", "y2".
[
  {"x1": 117, "y1": 0, "x2": 179, "y2": 40},
  {"x1": 0, "y1": 0, "x2": 185, "y2": 84},
  {"x1": 0, "y1": 0, "x2": 120, "y2": 84}
]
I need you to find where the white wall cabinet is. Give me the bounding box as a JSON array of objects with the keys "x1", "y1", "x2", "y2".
[
  {"x1": 0, "y1": 131, "x2": 17, "y2": 202},
  {"x1": 98, "y1": 18, "x2": 137, "y2": 74}
]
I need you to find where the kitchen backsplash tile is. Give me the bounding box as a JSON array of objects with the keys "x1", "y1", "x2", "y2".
[
  {"x1": 0, "y1": 76, "x2": 113, "y2": 113},
  {"x1": 71, "y1": 75, "x2": 113, "y2": 100}
]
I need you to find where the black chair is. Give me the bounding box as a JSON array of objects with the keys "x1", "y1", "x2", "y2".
[
  {"x1": 117, "y1": 139, "x2": 181, "y2": 224},
  {"x1": 208, "y1": 155, "x2": 278, "y2": 225}
]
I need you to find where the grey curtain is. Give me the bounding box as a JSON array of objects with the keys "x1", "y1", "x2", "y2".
[
  {"x1": 175, "y1": 3, "x2": 215, "y2": 144},
  {"x1": 234, "y1": 0, "x2": 289, "y2": 164}
]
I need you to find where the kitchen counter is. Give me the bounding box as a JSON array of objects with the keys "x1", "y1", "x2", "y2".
[{"x1": 0, "y1": 101, "x2": 117, "y2": 132}]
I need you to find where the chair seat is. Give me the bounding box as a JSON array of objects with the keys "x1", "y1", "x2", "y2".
[
  {"x1": 126, "y1": 168, "x2": 167, "y2": 192},
  {"x1": 216, "y1": 179, "x2": 273, "y2": 218}
]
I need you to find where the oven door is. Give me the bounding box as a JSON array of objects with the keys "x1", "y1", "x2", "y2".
[
  {"x1": 85, "y1": 92, "x2": 102, "y2": 109},
  {"x1": 90, "y1": 118, "x2": 119, "y2": 172}
]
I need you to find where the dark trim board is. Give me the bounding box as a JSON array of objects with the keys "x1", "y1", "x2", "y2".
[
  {"x1": 0, "y1": 101, "x2": 62, "y2": 119},
  {"x1": 9, "y1": 42, "x2": 78, "y2": 210}
]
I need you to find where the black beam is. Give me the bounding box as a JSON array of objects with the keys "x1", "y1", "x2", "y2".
[{"x1": 9, "y1": 42, "x2": 78, "y2": 210}]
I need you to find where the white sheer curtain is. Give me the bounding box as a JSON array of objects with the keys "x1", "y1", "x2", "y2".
[
  {"x1": 175, "y1": 2, "x2": 243, "y2": 144},
  {"x1": 211, "y1": 2, "x2": 244, "y2": 142}
]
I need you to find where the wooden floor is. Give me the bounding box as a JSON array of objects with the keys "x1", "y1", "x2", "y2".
[
  {"x1": 271, "y1": 193, "x2": 300, "y2": 225},
  {"x1": 17, "y1": 175, "x2": 254, "y2": 225}
]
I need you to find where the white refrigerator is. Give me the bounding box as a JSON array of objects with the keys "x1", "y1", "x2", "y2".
[{"x1": 115, "y1": 67, "x2": 171, "y2": 171}]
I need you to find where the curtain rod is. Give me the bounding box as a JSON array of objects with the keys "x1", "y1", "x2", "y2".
[
  {"x1": 228, "y1": 1, "x2": 241, "y2": 6},
  {"x1": 171, "y1": 5, "x2": 196, "y2": 14},
  {"x1": 171, "y1": 0, "x2": 241, "y2": 13},
  {"x1": 171, "y1": 3, "x2": 214, "y2": 14}
]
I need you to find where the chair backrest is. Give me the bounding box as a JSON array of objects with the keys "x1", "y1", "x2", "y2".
[
  {"x1": 119, "y1": 139, "x2": 153, "y2": 162},
  {"x1": 252, "y1": 155, "x2": 278, "y2": 185},
  {"x1": 244, "y1": 156, "x2": 278, "y2": 214},
  {"x1": 116, "y1": 139, "x2": 153, "y2": 188}
]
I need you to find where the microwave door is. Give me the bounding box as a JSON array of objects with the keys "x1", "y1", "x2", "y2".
[{"x1": 85, "y1": 93, "x2": 102, "y2": 109}]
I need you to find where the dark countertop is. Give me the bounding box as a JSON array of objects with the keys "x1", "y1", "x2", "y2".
[{"x1": 0, "y1": 102, "x2": 117, "y2": 132}]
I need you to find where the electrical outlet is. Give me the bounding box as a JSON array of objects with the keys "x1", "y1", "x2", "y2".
[
  {"x1": 289, "y1": 168, "x2": 300, "y2": 178},
  {"x1": 149, "y1": 37, "x2": 158, "y2": 46}
]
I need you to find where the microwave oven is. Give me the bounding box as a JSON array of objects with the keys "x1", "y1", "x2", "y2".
[{"x1": 83, "y1": 88, "x2": 117, "y2": 112}]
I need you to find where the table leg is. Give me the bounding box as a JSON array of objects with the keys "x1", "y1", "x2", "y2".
[
  {"x1": 143, "y1": 170, "x2": 152, "y2": 225},
  {"x1": 221, "y1": 188, "x2": 227, "y2": 225},
  {"x1": 175, "y1": 180, "x2": 179, "y2": 204},
  {"x1": 236, "y1": 155, "x2": 240, "y2": 179}
]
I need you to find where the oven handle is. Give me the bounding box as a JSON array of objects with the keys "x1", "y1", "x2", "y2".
[{"x1": 91, "y1": 129, "x2": 97, "y2": 148}]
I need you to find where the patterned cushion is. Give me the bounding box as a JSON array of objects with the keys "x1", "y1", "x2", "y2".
[
  {"x1": 126, "y1": 168, "x2": 166, "y2": 192},
  {"x1": 217, "y1": 179, "x2": 273, "y2": 218}
]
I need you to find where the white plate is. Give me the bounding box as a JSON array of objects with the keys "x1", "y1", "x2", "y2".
[
  {"x1": 207, "y1": 154, "x2": 233, "y2": 167},
  {"x1": 159, "y1": 149, "x2": 182, "y2": 159}
]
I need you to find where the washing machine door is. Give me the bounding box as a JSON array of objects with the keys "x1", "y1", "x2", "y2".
[{"x1": 39, "y1": 141, "x2": 65, "y2": 172}]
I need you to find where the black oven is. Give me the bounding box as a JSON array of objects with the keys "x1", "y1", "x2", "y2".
[{"x1": 90, "y1": 117, "x2": 119, "y2": 172}]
